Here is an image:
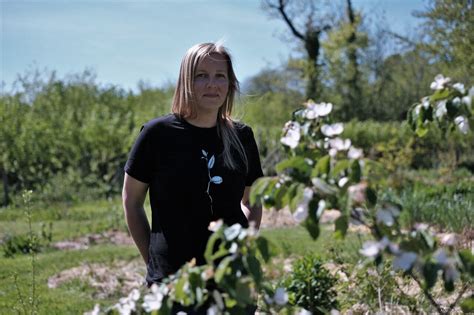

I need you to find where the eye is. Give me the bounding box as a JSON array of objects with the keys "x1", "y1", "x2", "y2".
[{"x1": 195, "y1": 73, "x2": 207, "y2": 79}]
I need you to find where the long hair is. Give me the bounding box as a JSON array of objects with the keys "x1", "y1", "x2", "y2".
[{"x1": 172, "y1": 42, "x2": 247, "y2": 171}]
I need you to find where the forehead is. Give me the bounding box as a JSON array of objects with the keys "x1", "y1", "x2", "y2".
[{"x1": 196, "y1": 53, "x2": 228, "y2": 71}]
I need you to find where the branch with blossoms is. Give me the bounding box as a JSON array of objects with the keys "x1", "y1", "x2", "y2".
[
  {"x1": 85, "y1": 222, "x2": 301, "y2": 315},
  {"x1": 408, "y1": 74, "x2": 473, "y2": 137},
  {"x1": 250, "y1": 76, "x2": 474, "y2": 313}
]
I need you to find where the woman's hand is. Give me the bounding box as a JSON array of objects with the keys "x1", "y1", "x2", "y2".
[
  {"x1": 122, "y1": 173, "x2": 150, "y2": 264},
  {"x1": 241, "y1": 186, "x2": 262, "y2": 229}
]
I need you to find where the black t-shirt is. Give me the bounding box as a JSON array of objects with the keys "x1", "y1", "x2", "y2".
[{"x1": 124, "y1": 113, "x2": 263, "y2": 282}]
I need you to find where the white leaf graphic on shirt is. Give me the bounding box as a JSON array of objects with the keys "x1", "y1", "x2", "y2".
[{"x1": 201, "y1": 150, "x2": 223, "y2": 215}]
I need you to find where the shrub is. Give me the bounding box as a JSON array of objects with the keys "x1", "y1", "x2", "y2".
[{"x1": 281, "y1": 255, "x2": 338, "y2": 314}]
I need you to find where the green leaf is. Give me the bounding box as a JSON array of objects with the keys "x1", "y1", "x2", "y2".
[
  {"x1": 289, "y1": 184, "x2": 305, "y2": 211},
  {"x1": 458, "y1": 249, "x2": 474, "y2": 276},
  {"x1": 312, "y1": 155, "x2": 331, "y2": 177},
  {"x1": 245, "y1": 255, "x2": 262, "y2": 283},
  {"x1": 215, "y1": 256, "x2": 233, "y2": 284},
  {"x1": 275, "y1": 156, "x2": 310, "y2": 174},
  {"x1": 250, "y1": 177, "x2": 272, "y2": 206},
  {"x1": 350, "y1": 160, "x2": 361, "y2": 183},
  {"x1": 204, "y1": 230, "x2": 223, "y2": 264},
  {"x1": 334, "y1": 215, "x2": 348, "y2": 239},
  {"x1": 235, "y1": 279, "x2": 254, "y2": 305},
  {"x1": 274, "y1": 184, "x2": 288, "y2": 209},
  {"x1": 366, "y1": 187, "x2": 377, "y2": 208},
  {"x1": 460, "y1": 296, "x2": 474, "y2": 312},
  {"x1": 430, "y1": 88, "x2": 451, "y2": 102},
  {"x1": 282, "y1": 182, "x2": 299, "y2": 207},
  {"x1": 303, "y1": 217, "x2": 320, "y2": 240},
  {"x1": 255, "y1": 237, "x2": 271, "y2": 262},
  {"x1": 331, "y1": 159, "x2": 350, "y2": 177},
  {"x1": 423, "y1": 262, "x2": 439, "y2": 290}
]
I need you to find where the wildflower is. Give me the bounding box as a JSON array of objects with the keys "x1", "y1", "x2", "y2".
[
  {"x1": 321, "y1": 123, "x2": 344, "y2": 137},
  {"x1": 453, "y1": 97, "x2": 461, "y2": 107},
  {"x1": 281, "y1": 121, "x2": 301, "y2": 149},
  {"x1": 454, "y1": 116, "x2": 469, "y2": 134},
  {"x1": 393, "y1": 252, "x2": 418, "y2": 271},
  {"x1": 207, "y1": 305, "x2": 219, "y2": 315},
  {"x1": 430, "y1": 74, "x2": 451, "y2": 90},
  {"x1": 303, "y1": 100, "x2": 333, "y2": 119}
]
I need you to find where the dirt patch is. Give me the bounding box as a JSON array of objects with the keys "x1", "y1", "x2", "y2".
[
  {"x1": 47, "y1": 259, "x2": 145, "y2": 299},
  {"x1": 52, "y1": 230, "x2": 134, "y2": 251}
]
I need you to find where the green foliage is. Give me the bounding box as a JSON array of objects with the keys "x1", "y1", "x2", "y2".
[
  {"x1": 281, "y1": 255, "x2": 338, "y2": 314},
  {"x1": 0, "y1": 70, "x2": 173, "y2": 205}
]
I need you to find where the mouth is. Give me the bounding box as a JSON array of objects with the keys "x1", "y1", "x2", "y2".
[{"x1": 203, "y1": 94, "x2": 219, "y2": 98}]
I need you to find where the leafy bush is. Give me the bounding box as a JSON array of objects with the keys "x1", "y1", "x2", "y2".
[{"x1": 281, "y1": 255, "x2": 338, "y2": 314}]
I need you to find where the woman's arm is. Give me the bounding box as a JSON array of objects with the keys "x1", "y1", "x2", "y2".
[
  {"x1": 122, "y1": 173, "x2": 150, "y2": 264},
  {"x1": 241, "y1": 186, "x2": 262, "y2": 229}
]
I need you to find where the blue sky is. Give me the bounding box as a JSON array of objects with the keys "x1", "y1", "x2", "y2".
[{"x1": 1, "y1": 0, "x2": 427, "y2": 93}]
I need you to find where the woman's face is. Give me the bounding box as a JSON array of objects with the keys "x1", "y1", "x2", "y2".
[{"x1": 193, "y1": 53, "x2": 229, "y2": 115}]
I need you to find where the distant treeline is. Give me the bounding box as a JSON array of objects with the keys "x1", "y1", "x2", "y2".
[{"x1": 1, "y1": 0, "x2": 472, "y2": 205}]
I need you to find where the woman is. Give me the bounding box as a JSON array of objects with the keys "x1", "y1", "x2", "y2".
[{"x1": 122, "y1": 42, "x2": 263, "y2": 286}]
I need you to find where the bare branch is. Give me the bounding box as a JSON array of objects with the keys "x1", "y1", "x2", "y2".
[{"x1": 275, "y1": 0, "x2": 305, "y2": 41}]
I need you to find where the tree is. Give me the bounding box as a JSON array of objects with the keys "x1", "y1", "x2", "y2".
[
  {"x1": 262, "y1": 0, "x2": 332, "y2": 100},
  {"x1": 415, "y1": 0, "x2": 473, "y2": 83},
  {"x1": 321, "y1": 0, "x2": 367, "y2": 121}
]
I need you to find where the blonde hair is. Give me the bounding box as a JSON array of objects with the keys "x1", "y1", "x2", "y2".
[{"x1": 172, "y1": 42, "x2": 247, "y2": 171}]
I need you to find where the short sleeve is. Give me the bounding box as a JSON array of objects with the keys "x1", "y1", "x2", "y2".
[
  {"x1": 244, "y1": 126, "x2": 264, "y2": 186},
  {"x1": 124, "y1": 124, "x2": 155, "y2": 184}
]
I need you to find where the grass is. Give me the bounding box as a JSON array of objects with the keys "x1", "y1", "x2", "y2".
[{"x1": 0, "y1": 167, "x2": 472, "y2": 313}]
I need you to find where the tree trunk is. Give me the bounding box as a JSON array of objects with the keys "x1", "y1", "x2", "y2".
[
  {"x1": 2, "y1": 170, "x2": 8, "y2": 207},
  {"x1": 344, "y1": 0, "x2": 362, "y2": 120}
]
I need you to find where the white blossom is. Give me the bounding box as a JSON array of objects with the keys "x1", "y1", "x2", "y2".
[
  {"x1": 273, "y1": 287, "x2": 289, "y2": 305},
  {"x1": 84, "y1": 304, "x2": 100, "y2": 315},
  {"x1": 376, "y1": 204, "x2": 400, "y2": 227},
  {"x1": 434, "y1": 249, "x2": 460, "y2": 282},
  {"x1": 360, "y1": 237, "x2": 391, "y2": 258},
  {"x1": 281, "y1": 121, "x2": 301, "y2": 149},
  {"x1": 293, "y1": 188, "x2": 313, "y2": 222},
  {"x1": 430, "y1": 74, "x2": 451, "y2": 90},
  {"x1": 315, "y1": 199, "x2": 326, "y2": 218},
  {"x1": 454, "y1": 116, "x2": 469, "y2": 134},
  {"x1": 453, "y1": 97, "x2": 461, "y2": 107},
  {"x1": 321, "y1": 123, "x2": 344, "y2": 137},
  {"x1": 329, "y1": 138, "x2": 351, "y2": 150},
  {"x1": 453, "y1": 82, "x2": 465, "y2": 94},
  {"x1": 440, "y1": 233, "x2": 457, "y2": 246},
  {"x1": 338, "y1": 177, "x2": 349, "y2": 188},
  {"x1": 224, "y1": 224, "x2": 242, "y2": 241},
  {"x1": 348, "y1": 146, "x2": 363, "y2": 159},
  {"x1": 414, "y1": 104, "x2": 422, "y2": 116},
  {"x1": 177, "y1": 312, "x2": 187, "y2": 315},
  {"x1": 303, "y1": 101, "x2": 333, "y2": 119},
  {"x1": 228, "y1": 242, "x2": 238, "y2": 254},
  {"x1": 393, "y1": 252, "x2": 418, "y2": 271},
  {"x1": 207, "y1": 305, "x2": 219, "y2": 315},
  {"x1": 298, "y1": 309, "x2": 312, "y2": 315},
  {"x1": 208, "y1": 219, "x2": 223, "y2": 232},
  {"x1": 435, "y1": 101, "x2": 447, "y2": 118},
  {"x1": 143, "y1": 284, "x2": 165, "y2": 312},
  {"x1": 422, "y1": 97, "x2": 430, "y2": 109}
]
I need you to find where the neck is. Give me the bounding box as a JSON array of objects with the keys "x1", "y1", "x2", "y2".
[{"x1": 185, "y1": 111, "x2": 218, "y2": 128}]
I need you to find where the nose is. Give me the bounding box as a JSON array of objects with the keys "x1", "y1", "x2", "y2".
[{"x1": 206, "y1": 77, "x2": 218, "y2": 88}]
